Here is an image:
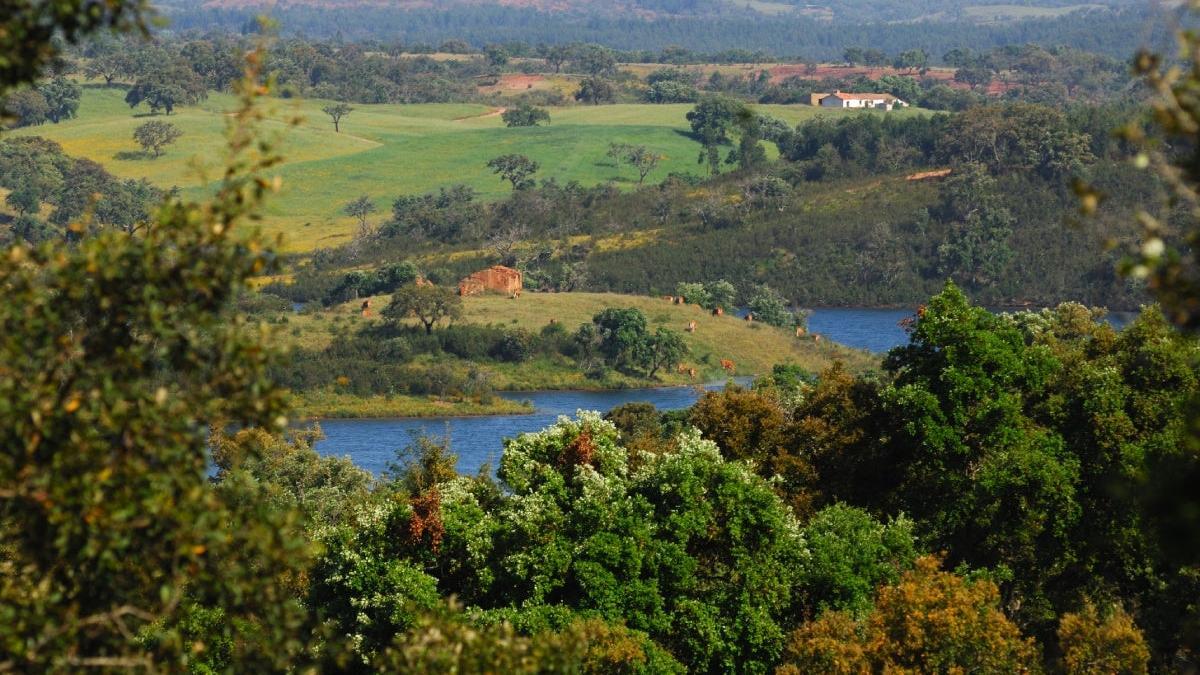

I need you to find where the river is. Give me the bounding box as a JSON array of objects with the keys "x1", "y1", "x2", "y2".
[
  {"x1": 315, "y1": 380, "x2": 749, "y2": 475},
  {"x1": 312, "y1": 306, "x2": 1134, "y2": 474}
]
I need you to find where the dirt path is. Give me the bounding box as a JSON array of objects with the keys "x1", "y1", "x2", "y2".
[{"x1": 455, "y1": 107, "x2": 506, "y2": 121}]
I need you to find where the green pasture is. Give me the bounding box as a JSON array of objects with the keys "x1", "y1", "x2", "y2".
[
  {"x1": 961, "y1": 3, "x2": 1104, "y2": 20},
  {"x1": 11, "y1": 86, "x2": 924, "y2": 251}
]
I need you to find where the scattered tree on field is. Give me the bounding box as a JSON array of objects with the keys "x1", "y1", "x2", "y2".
[
  {"x1": 645, "y1": 328, "x2": 688, "y2": 377},
  {"x1": 3, "y1": 89, "x2": 49, "y2": 126},
  {"x1": 687, "y1": 95, "x2": 743, "y2": 175},
  {"x1": 608, "y1": 143, "x2": 663, "y2": 185},
  {"x1": 37, "y1": 76, "x2": 80, "y2": 122},
  {"x1": 747, "y1": 284, "x2": 796, "y2": 327},
  {"x1": 502, "y1": 101, "x2": 550, "y2": 127},
  {"x1": 575, "y1": 77, "x2": 615, "y2": 105},
  {"x1": 133, "y1": 120, "x2": 183, "y2": 158},
  {"x1": 85, "y1": 51, "x2": 134, "y2": 86},
  {"x1": 383, "y1": 284, "x2": 464, "y2": 334},
  {"x1": 322, "y1": 102, "x2": 353, "y2": 132},
  {"x1": 343, "y1": 195, "x2": 377, "y2": 237},
  {"x1": 487, "y1": 154, "x2": 539, "y2": 191},
  {"x1": 541, "y1": 44, "x2": 572, "y2": 74},
  {"x1": 124, "y1": 66, "x2": 205, "y2": 115},
  {"x1": 571, "y1": 44, "x2": 617, "y2": 76}
]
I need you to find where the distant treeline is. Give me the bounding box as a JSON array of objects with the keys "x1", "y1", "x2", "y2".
[{"x1": 159, "y1": 4, "x2": 1173, "y2": 61}]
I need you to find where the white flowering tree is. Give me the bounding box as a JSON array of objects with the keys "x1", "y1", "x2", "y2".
[{"x1": 442, "y1": 412, "x2": 809, "y2": 672}]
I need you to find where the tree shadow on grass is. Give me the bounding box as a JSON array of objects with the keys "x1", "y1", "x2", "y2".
[{"x1": 114, "y1": 150, "x2": 152, "y2": 160}]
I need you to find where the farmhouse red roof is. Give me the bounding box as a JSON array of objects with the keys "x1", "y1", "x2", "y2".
[{"x1": 824, "y1": 91, "x2": 895, "y2": 100}]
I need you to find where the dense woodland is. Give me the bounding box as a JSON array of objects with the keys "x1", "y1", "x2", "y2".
[
  {"x1": 160, "y1": 1, "x2": 1171, "y2": 60},
  {"x1": 4, "y1": 1, "x2": 1200, "y2": 673}
]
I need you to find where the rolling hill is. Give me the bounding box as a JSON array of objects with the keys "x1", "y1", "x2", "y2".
[
  {"x1": 11, "y1": 86, "x2": 912, "y2": 250},
  {"x1": 185, "y1": 0, "x2": 1139, "y2": 23}
]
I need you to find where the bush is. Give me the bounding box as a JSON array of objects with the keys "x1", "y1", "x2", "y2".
[
  {"x1": 502, "y1": 101, "x2": 551, "y2": 127},
  {"x1": 491, "y1": 328, "x2": 536, "y2": 363},
  {"x1": 237, "y1": 291, "x2": 291, "y2": 314}
]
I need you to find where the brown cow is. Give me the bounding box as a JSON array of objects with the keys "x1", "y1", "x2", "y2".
[
  {"x1": 712, "y1": 307, "x2": 724, "y2": 317},
  {"x1": 687, "y1": 320, "x2": 697, "y2": 333},
  {"x1": 361, "y1": 298, "x2": 372, "y2": 318},
  {"x1": 795, "y1": 326, "x2": 806, "y2": 337},
  {"x1": 549, "y1": 318, "x2": 558, "y2": 325},
  {"x1": 664, "y1": 295, "x2": 675, "y2": 302},
  {"x1": 688, "y1": 367, "x2": 697, "y2": 379},
  {"x1": 720, "y1": 359, "x2": 735, "y2": 373},
  {"x1": 674, "y1": 297, "x2": 683, "y2": 305},
  {"x1": 744, "y1": 313, "x2": 753, "y2": 323},
  {"x1": 677, "y1": 363, "x2": 689, "y2": 374},
  {"x1": 813, "y1": 334, "x2": 822, "y2": 345}
]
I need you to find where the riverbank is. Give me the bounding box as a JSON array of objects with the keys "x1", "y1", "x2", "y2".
[{"x1": 291, "y1": 390, "x2": 534, "y2": 420}]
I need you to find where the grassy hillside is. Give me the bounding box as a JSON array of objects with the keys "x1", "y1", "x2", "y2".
[
  {"x1": 462, "y1": 292, "x2": 877, "y2": 382},
  {"x1": 283, "y1": 290, "x2": 876, "y2": 388},
  {"x1": 13, "y1": 86, "x2": 923, "y2": 251}
]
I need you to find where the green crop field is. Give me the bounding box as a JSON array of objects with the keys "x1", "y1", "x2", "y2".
[{"x1": 12, "y1": 85, "x2": 925, "y2": 251}]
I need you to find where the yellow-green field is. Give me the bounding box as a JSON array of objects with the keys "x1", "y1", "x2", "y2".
[
  {"x1": 961, "y1": 3, "x2": 1104, "y2": 21},
  {"x1": 12, "y1": 85, "x2": 924, "y2": 251}
]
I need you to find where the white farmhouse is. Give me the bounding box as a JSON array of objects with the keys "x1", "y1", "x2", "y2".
[{"x1": 817, "y1": 91, "x2": 908, "y2": 111}]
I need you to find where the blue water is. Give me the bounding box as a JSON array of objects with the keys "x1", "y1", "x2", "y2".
[
  {"x1": 807, "y1": 307, "x2": 914, "y2": 353},
  {"x1": 312, "y1": 307, "x2": 1136, "y2": 475},
  {"x1": 804, "y1": 307, "x2": 1136, "y2": 352},
  {"x1": 315, "y1": 379, "x2": 751, "y2": 475}
]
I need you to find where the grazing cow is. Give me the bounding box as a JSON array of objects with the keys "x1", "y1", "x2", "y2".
[
  {"x1": 712, "y1": 307, "x2": 724, "y2": 317},
  {"x1": 687, "y1": 320, "x2": 697, "y2": 333},
  {"x1": 720, "y1": 359, "x2": 735, "y2": 373},
  {"x1": 361, "y1": 299, "x2": 371, "y2": 318},
  {"x1": 688, "y1": 367, "x2": 697, "y2": 379},
  {"x1": 745, "y1": 313, "x2": 753, "y2": 322},
  {"x1": 677, "y1": 363, "x2": 689, "y2": 374},
  {"x1": 813, "y1": 334, "x2": 822, "y2": 345},
  {"x1": 549, "y1": 318, "x2": 558, "y2": 325},
  {"x1": 664, "y1": 295, "x2": 675, "y2": 302},
  {"x1": 795, "y1": 326, "x2": 806, "y2": 337}
]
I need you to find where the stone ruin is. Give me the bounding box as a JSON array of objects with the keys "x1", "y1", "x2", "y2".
[{"x1": 458, "y1": 265, "x2": 523, "y2": 297}]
